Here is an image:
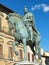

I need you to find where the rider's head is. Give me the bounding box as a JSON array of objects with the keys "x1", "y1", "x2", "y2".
[{"x1": 24, "y1": 6, "x2": 28, "y2": 15}]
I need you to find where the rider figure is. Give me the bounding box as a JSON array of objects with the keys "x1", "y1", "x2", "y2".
[{"x1": 23, "y1": 6, "x2": 35, "y2": 41}]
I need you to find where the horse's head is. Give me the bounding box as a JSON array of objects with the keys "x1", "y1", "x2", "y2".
[{"x1": 7, "y1": 13, "x2": 16, "y2": 30}]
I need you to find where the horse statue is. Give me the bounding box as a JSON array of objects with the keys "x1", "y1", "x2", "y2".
[{"x1": 6, "y1": 7, "x2": 41, "y2": 63}]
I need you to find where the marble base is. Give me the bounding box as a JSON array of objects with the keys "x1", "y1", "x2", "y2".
[{"x1": 14, "y1": 61, "x2": 39, "y2": 65}]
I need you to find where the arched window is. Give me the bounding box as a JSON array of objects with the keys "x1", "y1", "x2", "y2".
[
  {"x1": 19, "y1": 49, "x2": 23, "y2": 61},
  {"x1": 8, "y1": 46, "x2": 13, "y2": 60},
  {"x1": 0, "y1": 44, "x2": 3, "y2": 58},
  {"x1": 28, "y1": 52, "x2": 30, "y2": 61}
]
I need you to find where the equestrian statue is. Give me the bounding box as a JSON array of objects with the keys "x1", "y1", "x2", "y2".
[{"x1": 7, "y1": 6, "x2": 41, "y2": 64}]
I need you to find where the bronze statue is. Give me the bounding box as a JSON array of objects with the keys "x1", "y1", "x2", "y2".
[{"x1": 7, "y1": 7, "x2": 41, "y2": 64}]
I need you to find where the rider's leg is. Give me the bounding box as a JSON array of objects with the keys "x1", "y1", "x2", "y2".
[{"x1": 29, "y1": 26, "x2": 33, "y2": 41}]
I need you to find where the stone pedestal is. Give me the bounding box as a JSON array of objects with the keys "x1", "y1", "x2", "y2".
[
  {"x1": 14, "y1": 61, "x2": 40, "y2": 65},
  {"x1": 14, "y1": 61, "x2": 34, "y2": 65}
]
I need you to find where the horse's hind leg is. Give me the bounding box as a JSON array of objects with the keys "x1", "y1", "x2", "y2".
[
  {"x1": 23, "y1": 38, "x2": 27, "y2": 61},
  {"x1": 34, "y1": 34, "x2": 42, "y2": 65}
]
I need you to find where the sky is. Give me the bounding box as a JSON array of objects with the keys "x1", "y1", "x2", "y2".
[{"x1": 0, "y1": 0, "x2": 49, "y2": 52}]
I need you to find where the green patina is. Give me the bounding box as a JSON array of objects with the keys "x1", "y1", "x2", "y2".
[{"x1": 7, "y1": 7, "x2": 41, "y2": 65}]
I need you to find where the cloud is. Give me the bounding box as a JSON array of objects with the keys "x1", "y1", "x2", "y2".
[{"x1": 31, "y1": 4, "x2": 49, "y2": 12}]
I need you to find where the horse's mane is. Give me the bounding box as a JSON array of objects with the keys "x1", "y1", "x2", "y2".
[{"x1": 8, "y1": 13, "x2": 22, "y2": 19}]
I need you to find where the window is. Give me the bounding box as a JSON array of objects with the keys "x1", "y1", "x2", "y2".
[
  {"x1": 8, "y1": 47, "x2": 13, "y2": 60},
  {"x1": 32, "y1": 54, "x2": 34, "y2": 61},
  {"x1": 0, "y1": 18, "x2": 1, "y2": 30},
  {"x1": 19, "y1": 50, "x2": 23, "y2": 61},
  {"x1": 0, "y1": 44, "x2": 3, "y2": 58},
  {"x1": 28, "y1": 52, "x2": 30, "y2": 61}
]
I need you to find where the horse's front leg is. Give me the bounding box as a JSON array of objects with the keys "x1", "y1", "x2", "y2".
[
  {"x1": 23, "y1": 38, "x2": 27, "y2": 61},
  {"x1": 12, "y1": 41, "x2": 18, "y2": 55}
]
